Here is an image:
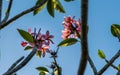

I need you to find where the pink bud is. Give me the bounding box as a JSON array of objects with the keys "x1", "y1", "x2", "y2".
[{"x1": 21, "y1": 41, "x2": 27, "y2": 47}]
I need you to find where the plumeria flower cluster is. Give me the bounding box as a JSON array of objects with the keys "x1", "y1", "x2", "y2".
[
  {"x1": 21, "y1": 28, "x2": 54, "y2": 57},
  {"x1": 61, "y1": 16, "x2": 81, "y2": 39}
]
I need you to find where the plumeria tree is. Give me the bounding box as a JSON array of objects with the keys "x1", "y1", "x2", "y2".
[{"x1": 0, "y1": 0, "x2": 120, "y2": 75}]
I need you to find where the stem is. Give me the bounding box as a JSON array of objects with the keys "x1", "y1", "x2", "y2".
[
  {"x1": 1, "y1": 0, "x2": 13, "y2": 24},
  {"x1": 53, "y1": 57, "x2": 61, "y2": 75},
  {"x1": 105, "y1": 58, "x2": 118, "y2": 70},
  {"x1": 51, "y1": 47, "x2": 61, "y2": 75},
  {"x1": 97, "y1": 50, "x2": 120, "y2": 75},
  {"x1": 3, "y1": 46, "x2": 38, "y2": 75},
  {"x1": 78, "y1": 0, "x2": 89, "y2": 75},
  {"x1": 0, "y1": 0, "x2": 48, "y2": 30},
  {"x1": 0, "y1": 0, "x2": 2, "y2": 24},
  {"x1": 87, "y1": 55, "x2": 97, "y2": 75},
  {"x1": 6, "y1": 56, "x2": 24, "y2": 73}
]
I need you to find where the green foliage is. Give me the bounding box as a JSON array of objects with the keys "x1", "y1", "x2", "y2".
[
  {"x1": 98, "y1": 49, "x2": 106, "y2": 59},
  {"x1": 34, "y1": 0, "x2": 66, "y2": 17},
  {"x1": 34, "y1": 0, "x2": 48, "y2": 15},
  {"x1": 47, "y1": 0, "x2": 55, "y2": 17},
  {"x1": 17, "y1": 29, "x2": 34, "y2": 43},
  {"x1": 39, "y1": 72, "x2": 45, "y2": 75},
  {"x1": 64, "y1": 0, "x2": 74, "y2": 2},
  {"x1": 24, "y1": 46, "x2": 33, "y2": 50},
  {"x1": 54, "y1": 67, "x2": 62, "y2": 75},
  {"x1": 36, "y1": 67, "x2": 49, "y2": 75},
  {"x1": 47, "y1": 0, "x2": 66, "y2": 17},
  {"x1": 111, "y1": 24, "x2": 120, "y2": 38},
  {"x1": 118, "y1": 64, "x2": 120, "y2": 71},
  {"x1": 54, "y1": 69, "x2": 58, "y2": 75},
  {"x1": 54, "y1": 0, "x2": 65, "y2": 13},
  {"x1": 36, "y1": 51, "x2": 42, "y2": 58},
  {"x1": 58, "y1": 38, "x2": 78, "y2": 47}
]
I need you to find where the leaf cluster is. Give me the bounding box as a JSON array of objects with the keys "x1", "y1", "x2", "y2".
[{"x1": 34, "y1": 0, "x2": 73, "y2": 17}]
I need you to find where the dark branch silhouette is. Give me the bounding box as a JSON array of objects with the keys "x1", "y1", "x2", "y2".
[
  {"x1": 0, "y1": 0, "x2": 48, "y2": 30},
  {"x1": 78, "y1": 0, "x2": 89, "y2": 75},
  {"x1": 97, "y1": 50, "x2": 120, "y2": 75},
  {"x1": 6, "y1": 56, "x2": 24, "y2": 73},
  {"x1": 88, "y1": 55, "x2": 97, "y2": 75},
  {"x1": 0, "y1": 0, "x2": 2, "y2": 23},
  {"x1": 3, "y1": 46, "x2": 38, "y2": 75},
  {"x1": 1, "y1": 0, "x2": 13, "y2": 24},
  {"x1": 51, "y1": 47, "x2": 61, "y2": 75},
  {"x1": 105, "y1": 58, "x2": 118, "y2": 70}
]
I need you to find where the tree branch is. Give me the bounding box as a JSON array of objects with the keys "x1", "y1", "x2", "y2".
[
  {"x1": 51, "y1": 47, "x2": 61, "y2": 75},
  {"x1": 53, "y1": 57, "x2": 61, "y2": 75},
  {"x1": 0, "y1": 0, "x2": 48, "y2": 30},
  {"x1": 87, "y1": 55, "x2": 97, "y2": 75},
  {"x1": 97, "y1": 50, "x2": 120, "y2": 75},
  {"x1": 116, "y1": 71, "x2": 120, "y2": 75},
  {"x1": 0, "y1": 0, "x2": 2, "y2": 24},
  {"x1": 1, "y1": 0, "x2": 13, "y2": 24},
  {"x1": 6, "y1": 56, "x2": 24, "y2": 73},
  {"x1": 3, "y1": 46, "x2": 38, "y2": 75},
  {"x1": 78, "y1": 0, "x2": 89, "y2": 75},
  {"x1": 105, "y1": 58, "x2": 118, "y2": 71}
]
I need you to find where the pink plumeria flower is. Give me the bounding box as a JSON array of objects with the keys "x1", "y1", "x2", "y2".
[
  {"x1": 39, "y1": 45, "x2": 50, "y2": 57},
  {"x1": 61, "y1": 16, "x2": 81, "y2": 39},
  {"x1": 21, "y1": 28, "x2": 54, "y2": 57},
  {"x1": 41, "y1": 30, "x2": 54, "y2": 45}
]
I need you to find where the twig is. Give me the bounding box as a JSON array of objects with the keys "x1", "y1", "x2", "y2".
[
  {"x1": 105, "y1": 58, "x2": 118, "y2": 70},
  {"x1": 0, "y1": 0, "x2": 2, "y2": 24},
  {"x1": 116, "y1": 71, "x2": 120, "y2": 75},
  {"x1": 6, "y1": 56, "x2": 24, "y2": 73},
  {"x1": 50, "y1": 47, "x2": 61, "y2": 75},
  {"x1": 1, "y1": 0, "x2": 13, "y2": 24},
  {"x1": 0, "y1": 0, "x2": 48, "y2": 30},
  {"x1": 97, "y1": 50, "x2": 120, "y2": 75},
  {"x1": 3, "y1": 46, "x2": 38, "y2": 75},
  {"x1": 87, "y1": 55, "x2": 97, "y2": 75},
  {"x1": 78, "y1": 0, "x2": 89, "y2": 75},
  {"x1": 53, "y1": 57, "x2": 61, "y2": 75}
]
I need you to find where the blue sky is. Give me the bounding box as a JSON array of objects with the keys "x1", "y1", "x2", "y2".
[{"x1": 0, "y1": 0, "x2": 120, "y2": 75}]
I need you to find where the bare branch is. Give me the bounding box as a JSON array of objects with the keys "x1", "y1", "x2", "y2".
[
  {"x1": 1, "y1": 0, "x2": 13, "y2": 24},
  {"x1": 97, "y1": 50, "x2": 120, "y2": 75},
  {"x1": 116, "y1": 71, "x2": 120, "y2": 75},
  {"x1": 0, "y1": 0, "x2": 48, "y2": 30},
  {"x1": 105, "y1": 58, "x2": 118, "y2": 71},
  {"x1": 3, "y1": 46, "x2": 38, "y2": 75},
  {"x1": 0, "y1": 0, "x2": 2, "y2": 24},
  {"x1": 87, "y1": 55, "x2": 97, "y2": 75},
  {"x1": 78, "y1": 0, "x2": 89, "y2": 75},
  {"x1": 51, "y1": 47, "x2": 61, "y2": 75},
  {"x1": 53, "y1": 57, "x2": 61, "y2": 75},
  {"x1": 6, "y1": 56, "x2": 24, "y2": 72}
]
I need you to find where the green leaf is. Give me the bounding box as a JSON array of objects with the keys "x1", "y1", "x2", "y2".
[
  {"x1": 54, "y1": 67, "x2": 62, "y2": 75},
  {"x1": 98, "y1": 49, "x2": 106, "y2": 59},
  {"x1": 111, "y1": 24, "x2": 120, "y2": 37},
  {"x1": 39, "y1": 72, "x2": 45, "y2": 75},
  {"x1": 24, "y1": 46, "x2": 32, "y2": 50},
  {"x1": 34, "y1": 0, "x2": 47, "y2": 15},
  {"x1": 54, "y1": 0, "x2": 65, "y2": 13},
  {"x1": 54, "y1": 69, "x2": 58, "y2": 75},
  {"x1": 47, "y1": 0, "x2": 54, "y2": 17},
  {"x1": 17, "y1": 29, "x2": 34, "y2": 43},
  {"x1": 36, "y1": 51, "x2": 42, "y2": 58},
  {"x1": 118, "y1": 64, "x2": 120, "y2": 71},
  {"x1": 36, "y1": 67, "x2": 49, "y2": 74},
  {"x1": 58, "y1": 38, "x2": 78, "y2": 47},
  {"x1": 64, "y1": 0, "x2": 74, "y2": 2}
]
